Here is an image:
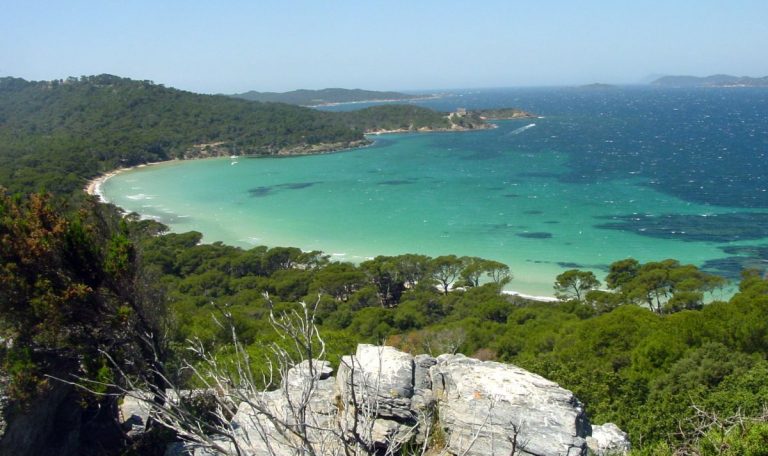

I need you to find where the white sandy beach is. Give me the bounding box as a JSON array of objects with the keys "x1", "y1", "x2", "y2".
[
  {"x1": 84, "y1": 163, "x2": 159, "y2": 202},
  {"x1": 93, "y1": 158, "x2": 562, "y2": 302},
  {"x1": 502, "y1": 290, "x2": 559, "y2": 302}
]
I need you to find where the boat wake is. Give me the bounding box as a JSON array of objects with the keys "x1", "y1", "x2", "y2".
[{"x1": 508, "y1": 123, "x2": 536, "y2": 135}]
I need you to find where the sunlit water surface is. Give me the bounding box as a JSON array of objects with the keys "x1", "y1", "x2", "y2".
[{"x1": 103, "y1": 87, "x2": 768, "y2": 297}]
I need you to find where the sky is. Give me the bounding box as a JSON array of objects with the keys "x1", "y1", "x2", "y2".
[{"x1": 2, "y1": 0, "x2": 767, "y2": 93}]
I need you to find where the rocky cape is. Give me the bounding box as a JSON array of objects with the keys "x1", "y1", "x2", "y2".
[
  {"x1": 148, "y1": 345, "x2": 627, "y2": 456},
  {"x1": 146, "y1": 108, "x2": 537, "y2": 159},
  {"x1": 472, "y1": 108, "x2": 538, "y2": 120}
]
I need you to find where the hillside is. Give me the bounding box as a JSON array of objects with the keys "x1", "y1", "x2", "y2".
[
  {"x1": 0, "y1": 75, "x2": 364, "y2": 194},
  {"x1": 472, "y1": 107, "x2": 537, "y2": 119},
  {"x1": 230, "y1": 87, "x2": 420, "y2": 105},
  {"x1": 335, "y1": 104, "x2": 490, "y2": 132},
  {"x1": 0, "y1": 76, "x2": 509, "y2": 194},
  {"x1": 651, "y1": 74, "x2": 768, "y2": 87}
]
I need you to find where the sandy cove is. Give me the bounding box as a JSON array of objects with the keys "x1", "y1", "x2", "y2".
[
  {"x1": 84, "y1": 162, "x2": 161, "y2": 202},
  {"x1": 85, "y1": 156, "x2": 560, "y2": 303}
]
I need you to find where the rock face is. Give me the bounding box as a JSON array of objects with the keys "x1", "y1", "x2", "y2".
[
  {"x1": 336, "y1": 345, "x2": 421, "y2": 448},
  {"x1": 202, "y1": 359, "x2": 340, "y2": 456},
  {"x1": 432, "y1": 353, "x2": 589, "y2": 456},
  {"x1": 180, "y1": 344, "x2": 628, "y2": 456}
]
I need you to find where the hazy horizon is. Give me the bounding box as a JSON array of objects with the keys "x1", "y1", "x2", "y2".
[{"x1": 2, "y1": 0, "x2": 767, "y2": 94}]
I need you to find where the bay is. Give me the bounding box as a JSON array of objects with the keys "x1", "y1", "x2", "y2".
[{"x1": 102, "y1": 87, "x2": 768, "y2": 297}]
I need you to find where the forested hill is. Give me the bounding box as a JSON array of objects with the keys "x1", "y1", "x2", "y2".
[
  {"x1": 0, "y1": 75, "x2": 495, "y2": 196},
  {"x1": 336, "y1": 105, "x2": 456, "y2": 131},
  {"x1": 0, "y1": 75, "x2": 363, "y2": 194},
  {"x1": 230, "y1": 87, "x2": 419, "y2": 105}
]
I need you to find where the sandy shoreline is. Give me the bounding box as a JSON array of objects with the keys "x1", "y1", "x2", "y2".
[
  {"x1": 84, "y1": 162, "x2": 161, "y2": 202},
  {"x1": 502, "y1": 290, "x2": 559, "y2": 302},
  {"x1": 84, "y1": 154, "x2": 561, "y2": 302}
]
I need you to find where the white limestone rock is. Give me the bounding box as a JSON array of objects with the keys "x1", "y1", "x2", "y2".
[
  {"x1": 336, "y1": 344, "x2": 416, "y2": 421},
  {"x1": 213, "y1": 359, "x2": 340, "y2": 456},
  {"x1": 120, "y1": 391, "x2": 153, "y2": 436},
  {"x1": 587, "y1": 423, "x2": 631, "y2": 455},
  {"x1": 431, "y1": 354, "x2": 589, "y2": 456},
  {"x1": 190, "y1": 346, "x2": 627, "y2": 456}
]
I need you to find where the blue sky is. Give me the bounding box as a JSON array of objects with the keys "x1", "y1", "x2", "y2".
[{"x1": 2, "y1": 0, "x2": 767, "y2": 93}]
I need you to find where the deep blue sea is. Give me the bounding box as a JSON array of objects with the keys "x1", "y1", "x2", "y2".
[{"x1": 103, "y1": 86, "x2": 768, "y2": 296}]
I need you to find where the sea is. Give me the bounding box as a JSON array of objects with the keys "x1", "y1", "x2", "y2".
[{"x1": 101, "y1": 86, "x2": 768, "y2": 298}]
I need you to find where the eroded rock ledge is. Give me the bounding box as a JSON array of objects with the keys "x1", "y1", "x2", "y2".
[{"x1": 164, "y1": 344, "x2": 629, "y2": 456}]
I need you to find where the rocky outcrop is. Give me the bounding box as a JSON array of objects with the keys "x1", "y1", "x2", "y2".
[
  {"x1": 432, "y1": 353, "x2": 589, "y2": 456},
  {"x1": 586, "y1": 423, "x2": 631, "y2": 455},
  {"x1": 174, "y1": 344, "x2": 628, "y2": 455}
]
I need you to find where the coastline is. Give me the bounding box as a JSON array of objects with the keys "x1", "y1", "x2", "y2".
[
  {"x1": 502, "y1": 290, "x2": 559, "y2": 302},
  {"x1": 89, "y1": 158, "x2": 561, "y2": 302},
  {"x1": 85, "y1": 126, "x2": 562, "y2": 302},
  {"x1": 86, "y1": 122, "x2": 493, "y2": 199},
  {"x1": 364, "y1": 123, "x2": 497, "y2": 135},
  {"x1": 84, "y1": 162, "x2": 164, "y2": 202}
]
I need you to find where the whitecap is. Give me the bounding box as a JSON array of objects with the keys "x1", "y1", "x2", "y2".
[
  {"x1": 508, "y1": 123, "x2": 536, "y2": 135},
  {"x1": 126, "y1": 193, "x2": 148, "y2": 200}
]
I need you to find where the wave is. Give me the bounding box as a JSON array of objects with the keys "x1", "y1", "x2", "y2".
[{"x1": 126, "y1": 193, "x2": 154, "y2": 200}]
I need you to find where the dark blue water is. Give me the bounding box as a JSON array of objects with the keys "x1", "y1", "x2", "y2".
[
  {"x1": 321, "y1": 87, "x2": 768, "y2": 279},
  {"x1": 327, "y1": 87, "x2": 768, "y2": 208}
]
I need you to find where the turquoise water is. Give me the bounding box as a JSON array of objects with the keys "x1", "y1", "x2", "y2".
[{"x1": 102, "y1": 88, "x2": 768, "y2": 297}]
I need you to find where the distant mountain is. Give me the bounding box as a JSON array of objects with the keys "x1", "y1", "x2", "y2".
[
  {"x1": 651, "y1": 74, "x2": 768, "y2": 87},
  {"x1": 230, "y1": 88, "x2": 420, "y2": 106}
]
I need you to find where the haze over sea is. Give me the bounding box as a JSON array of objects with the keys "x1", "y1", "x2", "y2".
[{"x1": 102, "y1": 87, "x2": 768, "y2": 297}]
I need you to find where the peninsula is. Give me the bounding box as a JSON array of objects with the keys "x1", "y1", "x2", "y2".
[
  {"x1": 0, "y1": 75, "x2": 535, "y2": 194},
  {"x1": 472, "y1": 107, "x2": 539, "y2": 120}
]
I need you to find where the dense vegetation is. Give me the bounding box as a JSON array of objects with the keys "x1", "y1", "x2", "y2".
[
  {"x1": 230, "y1": 88, "x2": 419, "y2": 105},
  {"x1": 473, "y1": 108, "x2": 537, "y2": 119},
  {"x1": 0, "y1": 75, "x2": 363, "y2": 195},
  {"x1": 1, "y1": 74, "x2": 767, "y2": 455},
  {"x1": 334, "y1": 105, "x2": 454, "y2": 131},
  {"x1": 134, "y1": 234, "x2": 768, "y2": 454}
]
